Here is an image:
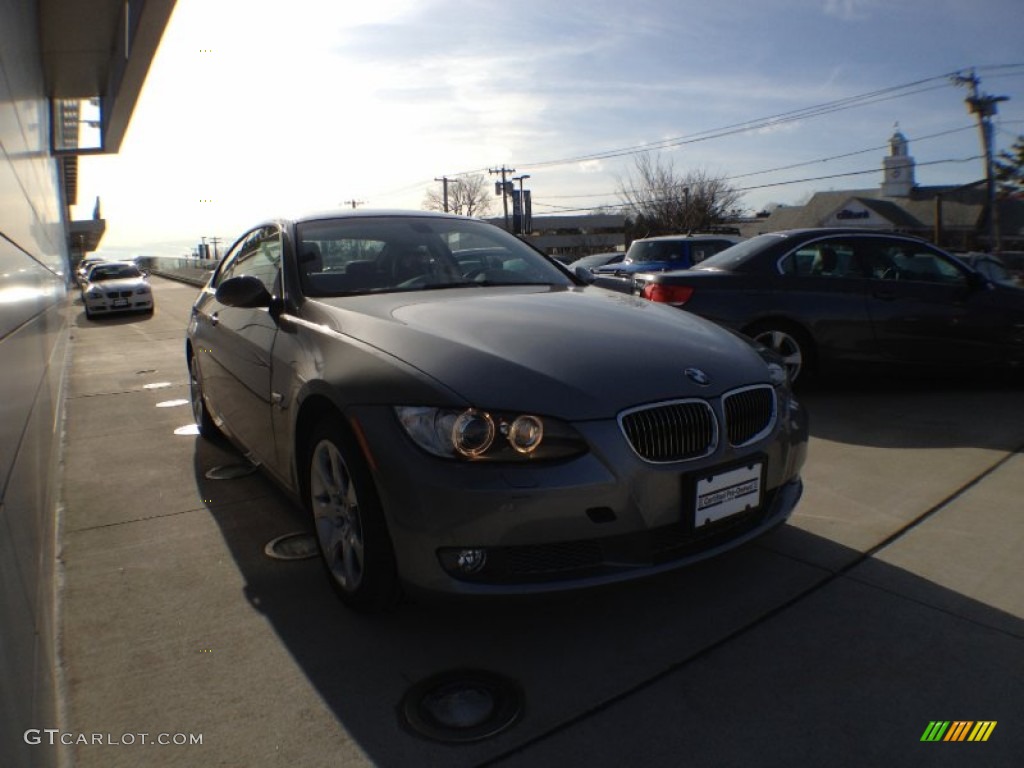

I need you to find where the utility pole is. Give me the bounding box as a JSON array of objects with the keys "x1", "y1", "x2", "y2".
[
  {"x1": 512, "y1": 174, "x2": 531, "y2": 235},
  {"x1": 434, "y1": 177, "x2": 450, "y2": 213},
  {"x1": 489, "y1": 166, "x2": 515, "y2": 231},
  {"x1": 208, "y1": 236, "x2": 222, "y2": 262},
  {"x1": 953, "y1": 70, "x2": 1009, "y2": 251}
]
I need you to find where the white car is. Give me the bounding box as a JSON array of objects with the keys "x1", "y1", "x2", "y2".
[{"x1": 81, "y1": 262, "x2": 154, "y2": 318}]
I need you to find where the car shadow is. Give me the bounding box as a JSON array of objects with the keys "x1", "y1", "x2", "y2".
[
  {"x1": 800, "y1": 373, "x2": 1024, "y2": 450},
  {"x1": 74, "y1": 310, "x2": 156, "y2": 326},
  {"x1": 190, "y1": 389, "x2": 1023, "y2": 767}
]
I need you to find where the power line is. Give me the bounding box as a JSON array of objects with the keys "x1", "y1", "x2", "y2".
[
  {"x1": 532, "y1": 156, "x2": 984, "y2": 214},
  {"x1": 518, "y1": 79, "x2": 958, "y2": 169},
  {"x1": 538, "y1": 124, "x2": 981, "y2": 202},
  {"x1": 369, "y1": 64, "x2": 1024, "y2": 208}
]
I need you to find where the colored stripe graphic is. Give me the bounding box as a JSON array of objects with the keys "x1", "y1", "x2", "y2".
[
  {"x1": 944, "y1": 721, "x2": 972, "y2": 741},
  {"x1": 968, "y1": 722, "x2": 997, "y2": 742},
  {"x1": 921, "y1": 721, "x2": 950, "y2": 741},
  {"x1": 920, "y1": 721, "x2": 997, "y2": 742}
]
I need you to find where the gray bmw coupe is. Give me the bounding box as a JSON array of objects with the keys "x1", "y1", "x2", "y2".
[{"x1": 186, "y1": 211, "x2": 808, "y2": 611}]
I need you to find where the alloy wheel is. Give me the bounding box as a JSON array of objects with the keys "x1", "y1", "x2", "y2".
[
  {"x1": 753, "y1": 329, "x2": 804, "y2": 382},
  {"x1": 309, "y1": 439, "x2": 365, "y2": 593}
]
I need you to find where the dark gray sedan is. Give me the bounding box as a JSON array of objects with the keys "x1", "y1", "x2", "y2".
[{"x1": 186, "y1": 211, "x2": 808, "y2": 611}]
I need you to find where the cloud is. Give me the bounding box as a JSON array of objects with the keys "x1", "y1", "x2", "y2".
[{"x1": 822, "y1": 0, "x2": 875, "y2": 21}]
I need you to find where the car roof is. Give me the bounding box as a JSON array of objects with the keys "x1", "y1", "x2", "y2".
[
  {"x1": 764, "y1": 227, "x2": 929, "y2": 241},
  {"x1": 633, "y1": 233, "x2": 742, "y2": 242},
  {"x1": 257, "y1": 209, "x2": 479, "y2": 229}
]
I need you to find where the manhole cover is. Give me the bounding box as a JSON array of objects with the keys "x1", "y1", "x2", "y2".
[
  {"x1": 400, "y1": 670, "x2": 523, "y2": 743},
  {"x1": 205, "y1": 463, "x2": 259, "y2": 480},
  {"x1": 264, "y1": 532, "x2": 319, "y2": 561}
]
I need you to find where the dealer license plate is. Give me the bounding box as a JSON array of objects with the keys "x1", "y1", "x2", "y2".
[{"x1": 695, "y1": 463, "x2": 762, "y2": 526}]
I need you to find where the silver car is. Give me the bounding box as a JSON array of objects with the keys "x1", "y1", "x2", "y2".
[{"x1": 186, "y1": 211, "x2": 808, "y2": 612}]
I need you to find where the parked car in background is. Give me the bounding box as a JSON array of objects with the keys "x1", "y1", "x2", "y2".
[
  {"x1": 571, "y1": 251, "x2": 626, "y2": 272},
  {"x1": 187, "y1": 210, "x2": 808, "y2": 612},
  {"x1": 955, "y1": 252, "x2": 1022, "y2": 288},
  {"x1": 633, "y1": 228, "x2": 1024, "y2": 383},
  {"x1": 595, "y1": 234, "x2": 741, "y2": 277},
  {"x1": 81, "y1": 262, "x2": 154, "y2": 318},
  {"x1": 592, "y1": 234, "x2": 741, "y2": 292},
  {"x1": 75, "y1": 256, "x2": 107, "y2": 286}
]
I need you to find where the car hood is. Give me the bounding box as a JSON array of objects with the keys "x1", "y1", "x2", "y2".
[
  {"x1": 87, "y1": 278, "x2": 148, "y2": 290},
  {"x1": 313, "y1": 286, "x2": 770, "y2": 420}
]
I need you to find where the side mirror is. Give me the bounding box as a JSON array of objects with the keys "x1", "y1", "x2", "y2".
[
  {"x1": 965, "y1": 270, "x2": 992, "y2": 291},
  {"x1": 574, "y1": 264, "x2": 596, "y2": 284},
  {"x1": 216, "y1": 275, "x2": 272, "y2": 308}
]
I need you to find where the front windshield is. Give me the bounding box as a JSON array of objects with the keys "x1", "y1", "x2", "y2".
[
  {"x1": 296, "y1": 216, "x2": 572, "y2": 297},
  {"x1": 89, "y1": 264, "x2": 143, "y2": 281}
]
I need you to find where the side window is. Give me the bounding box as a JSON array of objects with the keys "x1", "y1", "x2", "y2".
[
  {"x1": 213, "y1": 235, "x2": 250, "y2": 288},
  {"x1": 692, "y1": 240, "x2": 734, "y2": 264},
  {"x1": 868, "y1": 240, "x2": 967, "y2": 284},
  {"x1": 779, "y1": 240, "x2": 862, "y2": 278},
  {"x1": 664, "y1": 244, "x2": 686, "y2": 262},
  {"x1": 217, "y1": 226, "x2": 282, "y2": 293}
]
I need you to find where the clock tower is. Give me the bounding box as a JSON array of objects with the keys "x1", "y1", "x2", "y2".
[{"x1": 881, "y1": 124, "x2": 915, "y2": 197}]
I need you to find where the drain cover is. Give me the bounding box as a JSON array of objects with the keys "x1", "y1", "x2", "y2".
[
  {"x1": 264, "y1": 532, "x2": 319, "y2": 561},
  {"x1": 205, "y1": 463, "x2": 258, "y2": 480},
  {"x1": 400, "y1": 670, "x2": 523, "y2": 743}
]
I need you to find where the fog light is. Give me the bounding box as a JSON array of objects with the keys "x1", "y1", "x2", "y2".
[{"x1": 456, "y1": 548, "x2": 487, "y2": 573}]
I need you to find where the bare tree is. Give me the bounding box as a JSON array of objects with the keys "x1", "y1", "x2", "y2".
[
  {"x1": 617, "y1": 154, "x2": 743, "y2": 236},
  {"x1": 423, "y1": 174, "x2": 494, "y2": 217}
]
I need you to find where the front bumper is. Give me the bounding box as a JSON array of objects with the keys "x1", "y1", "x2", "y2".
[
  {"x1": 350, "y1": 395, "x2": 808, "y2": 596},
  {"x1": 84, "y1": 293, "x2": 154, "y2": 314}
]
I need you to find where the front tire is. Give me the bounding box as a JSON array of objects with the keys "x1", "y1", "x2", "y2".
[
  {"x1": 304, "y1": 417, "x2": 399, "y2": 613},
  {"x1": 188, "y1": 353, "x2": 223, "y2": 440}
]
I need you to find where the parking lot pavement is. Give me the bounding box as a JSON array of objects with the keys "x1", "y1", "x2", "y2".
[{"x1": 53, "y1": 277, "x2": 1023, "y2": 767}]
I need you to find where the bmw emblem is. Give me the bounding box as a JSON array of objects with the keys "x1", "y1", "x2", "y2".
[{"x1": 685, "y1": 368, "x2": 711, "y2": 386}]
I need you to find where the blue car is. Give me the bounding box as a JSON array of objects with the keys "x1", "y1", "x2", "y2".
[{"x1": 595, "y1": 234, "x2": 742, "y2": 277}]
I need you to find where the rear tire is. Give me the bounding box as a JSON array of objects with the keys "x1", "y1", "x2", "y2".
[
  {"x1": 304, "y1": 416, "x2": 399, "y2": 613},
  {"x1": 746, "y1": 321, "x2": 815, "y2": 385}
]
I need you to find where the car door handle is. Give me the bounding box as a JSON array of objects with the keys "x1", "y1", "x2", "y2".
[{"x1": 210, "y1": 312, "x2": 219, "y2": 326}]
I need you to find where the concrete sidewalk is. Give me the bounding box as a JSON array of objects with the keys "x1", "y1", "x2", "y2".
[{"x1": 51, "y1": 277, "x2": 1023, "y2": 768}]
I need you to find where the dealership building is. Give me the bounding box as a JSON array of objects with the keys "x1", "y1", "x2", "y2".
[{"x1": 742, "y1": 128, "x2": 1024, "y2": 251}]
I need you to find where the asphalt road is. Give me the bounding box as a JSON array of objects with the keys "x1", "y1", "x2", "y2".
[{"x1": 52, "y1": 276, "x2": 1023, "y2": 767}]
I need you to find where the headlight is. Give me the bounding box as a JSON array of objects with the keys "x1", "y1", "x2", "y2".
[
  {"x1": 135, "y1": 286, "x2": 151, "y2": 295},
  {"x1": 395, "y1": 406, "x2": 586, "y2": 462}
]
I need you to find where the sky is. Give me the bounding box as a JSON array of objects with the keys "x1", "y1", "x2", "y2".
[{"x1": 73, "y1": 0, "x2": 1024, "y2": 259}]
